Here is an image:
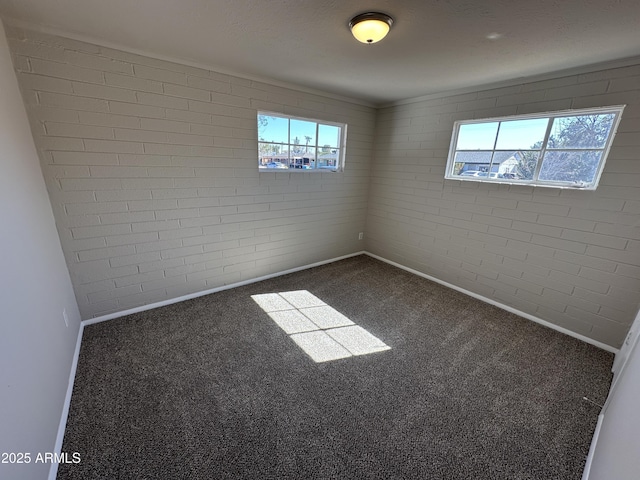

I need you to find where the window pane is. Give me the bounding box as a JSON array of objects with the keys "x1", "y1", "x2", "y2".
[
  {"x1": 547, "y1": 114, "x2": 615, "y2": 149},
  {"x1": 490, "y1": 151, "x2": 530, "y2": 179},
  {"x1": 332, "y1": 149, "x2": 340, "y2": 169},
  {"x1": 456, "y1": 122, "x2": 499, "y2": 150},
  {"x1": 452, "y1": 151, "x2": 492, "y2": 176},
  {"x1": 258, "y1": 142, "x2": 289, "y2": 168},
  {"x1": 318, "y1": 124, "x2": 341, "y2": 148},
  {"x1": 538, "y1": 150, "x2": 602, "y2": 184},
  {"x1": 291, "y1": 148, "x2": 316, "y2": 169},
  {"x1": 318, "y1": 147, "x2": 343, "y2": 169},
  {"x1": 318, "y1": 146, "x2": 340, "y2": 170},
  {"x1": 290, "y1": 119, "x2": 317, "y2": 150},
  {"x1": 511, "y1": 151, "x2": 541, "y2": 180},
  {"x1": 495, "y1": 118, "x2": 548, "y2": 150},
  {"x1": 258, "y1": 115, "x2": 289, "y2": 144},
  {"x1": 306, "y1": 148, "x2": 318, "y2": 168}
]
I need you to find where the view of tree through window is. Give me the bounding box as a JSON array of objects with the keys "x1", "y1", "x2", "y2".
[
  {"x1": 257, "y1": 112, "x2": 346, "y2": 171},
  {"x1": 445, "y1": 106, "x2": 624, "y2": 189}
]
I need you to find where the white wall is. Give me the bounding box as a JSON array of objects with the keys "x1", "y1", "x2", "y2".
[
  {"x1": 6, "y1": 25, "x2": 376, "y2": 320},
  {"x1": 0, "y1": 21, "x2": 81, "y2": 480},
  {"x1": 367, "y1": 65, "x2": 640, "y2": 348},
  {"x1": 586, "y1": 307, "x2": 640, "y2": 479}
]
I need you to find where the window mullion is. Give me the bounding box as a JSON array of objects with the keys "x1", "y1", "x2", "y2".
[
  {"x1": 533, "y1": 118, "x2": 554, "y2": 182},
  {"x1": 315, "y1": 122, "x2": 319, "y2": 170},
  {"x1": 479, "y1": 121, "x2": 501, "y2": 175},
  {"x1": 489, "y1": 122, "x2": 501, "y2": 174},
  {"x1": 287, "y1": 119, "x2": 291, "y2": 167}
]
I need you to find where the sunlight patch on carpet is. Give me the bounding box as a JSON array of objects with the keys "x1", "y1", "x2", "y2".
[{"x1": 252, "y1": 290, "x2": 390, "y2": 362}]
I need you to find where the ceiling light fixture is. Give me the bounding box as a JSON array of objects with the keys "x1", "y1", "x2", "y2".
[{"x1": 349, "y1": 12, "x2": 394, "y2": 44}]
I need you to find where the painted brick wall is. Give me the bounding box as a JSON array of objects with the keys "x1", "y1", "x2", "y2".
[
  {"x1": 367, "y1": 66, "x2": 640, "y2": 348},
  {"x1": 7, "y1": 26, "x2": 375, "y2": 319}
]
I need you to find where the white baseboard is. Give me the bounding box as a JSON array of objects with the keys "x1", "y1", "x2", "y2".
[
  {"x1": 581, "y1": 413, "x2": 604, "y2": 480},
  {"x1": 364, "y1": 252, "x2": 619, "y2": 354},
  {"x1": 83, "y1": 251, "x2": 366, "y2": 327},
  {"x1": 84, "y1": 248, "x2": 620, "y2": 351},
  {"x1": 48, "y1": 322, "x2": 85, "y2": 480}
]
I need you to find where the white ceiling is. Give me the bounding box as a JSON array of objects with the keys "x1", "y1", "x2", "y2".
[{"x1": 1, "y1": 0, "x2": 639, "y2": 105}]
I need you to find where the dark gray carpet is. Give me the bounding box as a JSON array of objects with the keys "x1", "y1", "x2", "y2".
[{"x1": 58, "y1": 255, "x2": 613, "y2": 479}]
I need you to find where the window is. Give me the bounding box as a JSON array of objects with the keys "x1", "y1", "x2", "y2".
[
  {"x1": 445, "y1": 106, "x2": 624, "y2": 189},
  {"x1": 257, "y1": 112, "x2": 347, "y2": 172}
]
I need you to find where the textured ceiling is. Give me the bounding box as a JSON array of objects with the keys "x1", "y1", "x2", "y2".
[{"x1": 1, "y1": 0, "x2": 639, "y2": 105}]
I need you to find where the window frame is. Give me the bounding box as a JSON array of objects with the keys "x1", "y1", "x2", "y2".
[
  {"x1": 444, "y1": 105, "x2": 625, "y2": 190},
  {"x1": 257, "y1": 111, "x2": 347, "y2": 173}
]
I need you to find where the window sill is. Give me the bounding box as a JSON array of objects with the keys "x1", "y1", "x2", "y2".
[
  {"x1": 445, "y1": 175, "x2": 596, "y2": 190},
  {"x1": 258, "y1": 168, "x2": 342, "y2": 173}
]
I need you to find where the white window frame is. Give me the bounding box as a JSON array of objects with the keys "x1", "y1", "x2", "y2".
[
  {"x1": 257, "y1": 111, "x2": 347, "y2": 173},
  {"x1": 445, "y1": 105, "x2": 625, "y2": 190}
]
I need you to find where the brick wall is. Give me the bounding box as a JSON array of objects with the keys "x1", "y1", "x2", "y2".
[
  {"x1": 367, "y1": 66, "x2": 640, "y2": 347},
  {"x1": 7, "y1": 26, "x2": 375, "y2": 319}
]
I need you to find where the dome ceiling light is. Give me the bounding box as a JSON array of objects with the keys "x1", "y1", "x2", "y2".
[{"x1": 349, "y1": 12, "x2": 394, "y2": 44}]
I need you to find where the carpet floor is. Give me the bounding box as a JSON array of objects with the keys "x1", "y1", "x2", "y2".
[{"x1": 58, "y1": 255, "x2": 613, "y2": 479}]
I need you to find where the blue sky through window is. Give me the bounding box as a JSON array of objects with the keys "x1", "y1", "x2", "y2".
[
  {"x1": 258, "y1": 114, "x2": 341, "y2": 148},
  {"x1": 457, "y1": 118, "x2": 549, "y2": 150}
]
